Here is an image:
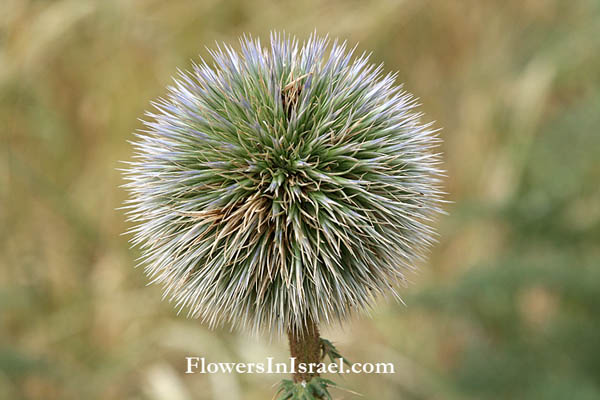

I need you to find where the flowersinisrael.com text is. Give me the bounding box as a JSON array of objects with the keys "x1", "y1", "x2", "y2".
[{"x1": 185, "y1": 357, "x2": 395, "y2": 375}]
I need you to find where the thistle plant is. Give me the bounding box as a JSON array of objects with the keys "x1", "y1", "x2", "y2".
[{"x1": 123, "y1": 32, "x2": 443, "y2": 397}]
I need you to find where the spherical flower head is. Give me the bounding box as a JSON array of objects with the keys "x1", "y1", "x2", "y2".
[{"x1": 123, "y1": 32, "x2": 444, "y2": 335}]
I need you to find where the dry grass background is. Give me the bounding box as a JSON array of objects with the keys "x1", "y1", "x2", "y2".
[{"x1": 2, "y1": 0, "x2": 600, "y2": 399}]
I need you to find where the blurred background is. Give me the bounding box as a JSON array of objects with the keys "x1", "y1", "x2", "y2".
[{"x1": 2, "y1": 0, "x2": 599, "y2": 399}]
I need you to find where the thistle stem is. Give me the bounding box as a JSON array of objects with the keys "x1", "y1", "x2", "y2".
[{"x1": 287, "y1": 318, "x2": 321, "y2": 383}]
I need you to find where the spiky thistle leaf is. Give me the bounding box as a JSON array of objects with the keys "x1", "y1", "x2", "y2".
[
  {"x1": 320, "y1": 338, "x2": 351, "y2": 367},
  {"x1": 276, "y1": 377, "x2": 336, "y2": 400},
  {"x1": 122, "y1": 32, "x2": 444, "y2": 335}
]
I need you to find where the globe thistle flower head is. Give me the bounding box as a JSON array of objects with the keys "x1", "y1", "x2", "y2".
[{"x1": 123, "y1": 32, "x2": 444, "y2": 335}]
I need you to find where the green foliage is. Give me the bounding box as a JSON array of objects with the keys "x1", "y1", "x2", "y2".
[
  {"x1": 276, "y1": 377, "x2": 336, "y2": 400},
  {"x1": 412, "y1": 85, "x2": 600, "y2": 399},
  {"x1": 320, "y1": 338, "x2": 351, "y2": 367}
]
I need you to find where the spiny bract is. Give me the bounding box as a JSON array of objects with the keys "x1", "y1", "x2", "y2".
[{"x1": 123, "y1": 33, "x2": 444, "y2": 335}]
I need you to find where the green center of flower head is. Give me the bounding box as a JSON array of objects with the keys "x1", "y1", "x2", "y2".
[{"x1": 124, "y1": 32, "x2": 444, "y2": 335}]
